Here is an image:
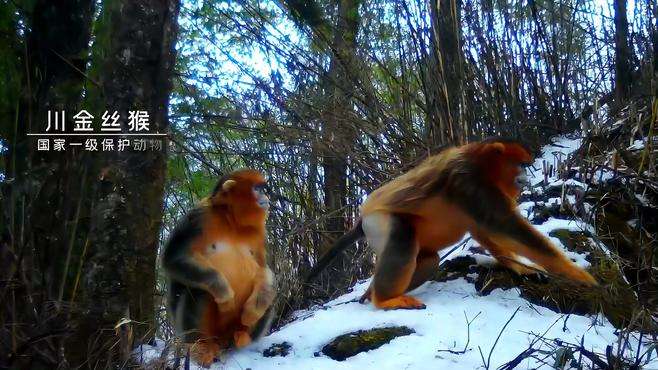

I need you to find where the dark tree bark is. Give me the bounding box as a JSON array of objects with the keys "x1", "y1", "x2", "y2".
[
  {"x1": 281, "y1": 0, "x2": 362, "y2": 290},
  {"x1": 426, "y1": 0, "x2": 465, "y2": 145},
  {"x1": 67, "y1": 0, "x2": 180, "y2": 367},
  {"x1": 1, "y1": 1, "x2": 95, "y2": 367},
  {"x1": 321, "y1": 0, "x2": 361, "y2": 256},
  {"x1": 614, "y1": 0, "x2": 632, "y2": 104},
  {"x1": 25, "y1": 0, "x2": 97, "y2": 307},
  {"x1": 653, "y1": 2, "x2": 658, "y2": 100}
]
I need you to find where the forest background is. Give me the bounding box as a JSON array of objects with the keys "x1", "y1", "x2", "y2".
[{"x1": 0, "y1": 0, "x2": 656, "y2": 368}]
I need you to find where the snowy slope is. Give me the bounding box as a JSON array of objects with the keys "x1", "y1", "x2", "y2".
[
  {"x1": 195, "y1": 279, "x2": 623, "y2": 369},
  {"x1": 140, "y1": 135, "x2": 657, "y2": 369}
]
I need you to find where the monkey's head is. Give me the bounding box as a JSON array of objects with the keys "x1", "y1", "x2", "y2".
[
  {"x1": 210, "y1": 169, "x2": 269, "y2": 226},
  {"x1": 469, "y1": 139, "x2": 533, "y2": 199}
]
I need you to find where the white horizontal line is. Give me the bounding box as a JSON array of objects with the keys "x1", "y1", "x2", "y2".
[{"x1": 26, "y1": 133, "x2": 168, "y2": 136}]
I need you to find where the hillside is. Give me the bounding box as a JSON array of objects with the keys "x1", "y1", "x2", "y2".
[{"x1": 139, "y1": 134, "x2": 657, "y2": 369}]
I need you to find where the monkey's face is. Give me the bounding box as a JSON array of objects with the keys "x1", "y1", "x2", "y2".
[
  {"x1": 253, "y1": 183, "x2": 270, "y2": 211},
  {"x1": 500, "y1": 148, "x2": 532, "y2": 199},
  {"x1": 234, "y1": 180, "x2": 269, "y2": 226},
  {"x1": 475, "y1": 141, "x2": 532, "y2": 200},
  {"x1": 211, "y1": 169, "x2": 270, "y2": 226},
  {"x1": 514, "y1": 165, "x2": 530, "y2": 189},
  {"x1": 505, "y1": 161, "x2": 531, "y2": 194},
  {"x1": 214, "y1": 169, "x2": 269, "y2": 227}
]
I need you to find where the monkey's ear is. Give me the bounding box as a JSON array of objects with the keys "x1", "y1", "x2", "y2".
[{"x1": 222, "y1": 179, "x2": 237, "y2": 191}]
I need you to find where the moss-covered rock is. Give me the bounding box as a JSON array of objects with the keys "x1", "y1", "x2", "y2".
[
  {"x1": 548, "y1": 229, "x2": 593, "y2": 254},
  {"x1": 321, "y1": 326, "x2": 414, "y2": 361}
]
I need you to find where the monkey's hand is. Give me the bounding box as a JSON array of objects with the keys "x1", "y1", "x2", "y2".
[
  {"x1": 207, "y1": 275, "x2": 235, "y2": 311},
  {"x1": 241, "y1": 268, "x2": 275, "y2": 327}
]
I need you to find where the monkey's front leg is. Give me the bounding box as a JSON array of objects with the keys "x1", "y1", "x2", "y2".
[
  {"x1": 189, "y1": 254, "x2": 237, "y2": 309},
  {"x1": 164, "y1": 252, "x2": 236, "y2": 308},
  {"x1": 208, "y1": 272, "x2": 236, "y2": 309}
]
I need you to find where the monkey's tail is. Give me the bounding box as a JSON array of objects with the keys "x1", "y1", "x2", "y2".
[{"x1": 304, "y1": 219, "x2": 364, "y2": 284}]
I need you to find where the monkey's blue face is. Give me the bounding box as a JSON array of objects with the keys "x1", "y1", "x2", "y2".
[
  {"x1": 514, "y1": 169, "x2": 529, "y2": 188},
  {"x1": 253, "y1": 183, "x2": 270, "y2": 210},
  {"x1": 514, "y1": 163, "x2": 531, "y2": 189}
]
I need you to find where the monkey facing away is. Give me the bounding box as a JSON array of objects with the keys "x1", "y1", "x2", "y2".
[
  {"x1": 306, "y1": 139, "x2": 597, "y2": 310},
  {"x1": 163, "y1": 169, "x2": 275, "y2": 366}
]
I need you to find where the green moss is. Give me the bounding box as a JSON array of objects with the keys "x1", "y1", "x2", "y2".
[
  {"x1": 549, "y1": 229, "x2": 592, "y2": 254},
  {"x1": 321, "y1": 326, "x2": 414, "y2": 361}
]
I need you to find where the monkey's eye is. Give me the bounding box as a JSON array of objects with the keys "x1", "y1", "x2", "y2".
[{"x1": 253, "y1": 183, "x2": 268, "y2": 194}]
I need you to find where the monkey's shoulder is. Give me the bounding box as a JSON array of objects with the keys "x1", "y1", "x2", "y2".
[{"x1": 162, "y1": 207, "x2": 208, "y2": 256}]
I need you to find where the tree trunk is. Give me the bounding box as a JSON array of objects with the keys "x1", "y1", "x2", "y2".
[
  {"x1": 427, "y1": 0, "x2": 465, "y2": 145},
  {"x1": 67, "y1": 0, "x2": 180, "y2": 367},
  {"x1": 321, "y1": 0, "x2": 361, "y2": 256},
  {"x1": 614, "y1": 0, "x2": 632, "y2": 104},
  {"x1": 651, "y1": 3, "x2": 658, "y2": 99},
  {"x1": 1, "y1": 1, "x2": 95, "y2": 367}
]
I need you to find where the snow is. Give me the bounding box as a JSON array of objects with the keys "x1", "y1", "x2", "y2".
[
  {"x1": 628, "y1": 139, "x2": 645, "y2": 151},
  {"x1": 529, "y1": 135, "x2": 583, "y2": 186},
  {"x1": 139, "y1": 277, "x2": 652, "y2": 369},
  {"x1": 549, "y1": 179, "x2": 588, "y2": 189},
  {"x1": 138, "y1": 134, "x2": 657, "y2": 369}
]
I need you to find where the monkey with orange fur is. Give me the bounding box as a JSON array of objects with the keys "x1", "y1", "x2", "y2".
[
  {"x1": 163, "y1": 169, "x2": 275, "y2": 367},
  {"x1": 306, "y1": 138, "x2": 597, "y2": 310}
]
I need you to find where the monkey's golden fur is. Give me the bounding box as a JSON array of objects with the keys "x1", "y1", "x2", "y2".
[
  {"x1": 307, "y1": 140, "x2": 597, "y2": 310},
  {"x1": 164, "y1": 169, "x2": 275, "y2": 366}
]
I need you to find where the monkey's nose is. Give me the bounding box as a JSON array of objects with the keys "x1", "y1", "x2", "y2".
[
  {"x1": 258, "y1": 196, "x2": 270, "y2": 209},
  {"x1": 515, "y1": 173, "x2": 530, "y2": 188}
]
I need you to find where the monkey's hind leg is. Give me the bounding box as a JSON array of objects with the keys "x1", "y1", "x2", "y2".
[
  {"x1": 241, "y1": 268, "x2": 275, "y2": 327},
  {"x1": 367, "y1": 214, "x2": 425, "y2": 310},
  {"x1": 170, "y1": 284, "x2": 221, "y2": 368},
  {"x1": 406, "y1": 252, "x2": 439, "y2": 292},
  {"x1": 360, "y1": 253, "x2": 437, "y2": 304}
]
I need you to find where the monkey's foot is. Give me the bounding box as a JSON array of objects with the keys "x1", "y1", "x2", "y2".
[
  {"x1": 234, "y1": 330, "x2": 252, "y2": 348},
  {"x1": 373, "y1": 295, "x2": 426, "y2": 310},
  {"x1": 190, "y1": 340, "x2": 220, "y2": 368}
]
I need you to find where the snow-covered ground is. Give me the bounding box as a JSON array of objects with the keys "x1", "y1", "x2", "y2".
[
  {"x1": 143, "y1": 277, "x2": 643, "y2": 369},
  {"x1": 140, "y1": 135, "x2": 657, "y2": 369}
]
